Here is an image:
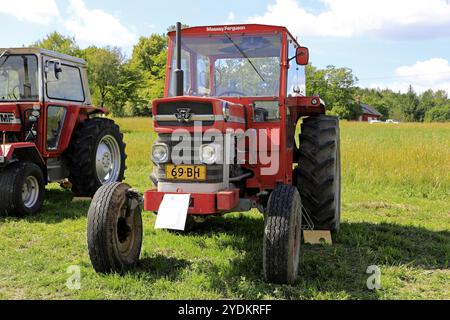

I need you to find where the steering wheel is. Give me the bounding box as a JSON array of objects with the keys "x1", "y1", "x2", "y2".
[
  {"x1": 8, "y1": 85, "x2": 20, "y2": 100},
  {"x1": 217, "y1": 90, "x2": 246, "y2": 97}
]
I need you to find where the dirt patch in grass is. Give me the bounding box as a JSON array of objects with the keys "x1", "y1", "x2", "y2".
[{"x1": 350, "y1": 201, "x2": 418, "y2": 212}]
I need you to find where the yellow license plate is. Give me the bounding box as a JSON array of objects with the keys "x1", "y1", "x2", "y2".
[{"x1": 165, "y1": 165, "x2": 206, "y2": 180}]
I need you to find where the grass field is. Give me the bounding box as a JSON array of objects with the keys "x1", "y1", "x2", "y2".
[{"x1": 0, "y1": 118, "x2": 449, "y2": 300}]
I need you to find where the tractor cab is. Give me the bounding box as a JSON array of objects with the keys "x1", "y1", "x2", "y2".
[
  {"x1": 0, "y1": 48, "x2": 92, "y2": 156},
  {"x1": 165, "y1": 24, "x2": 308, "y2": 100},
  {"x1": 147, "y1": 24, "x2": 325, "y2": 213}
]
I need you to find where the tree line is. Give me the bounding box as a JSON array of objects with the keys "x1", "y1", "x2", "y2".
[
  {"x1": 306, "y1": 65, "x2": 450, "y2": 122},
  {"x1": 32, "y1": 32, "x2": 450, "y2": 122},
  {"x1": 33, "y1": 31, "x2": 166, "y2": 117}
]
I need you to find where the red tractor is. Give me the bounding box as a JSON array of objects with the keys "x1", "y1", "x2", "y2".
[
  {"x1": 87, "y1": 23, "x2": 340, "y2": 284},
  {"x1": 0, "y1": 48, "x2": 126, "y2": 216}
]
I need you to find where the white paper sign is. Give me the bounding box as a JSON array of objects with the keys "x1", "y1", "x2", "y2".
[{"x1": 154, "y1": 194, "x2": 191, "y2": 230}]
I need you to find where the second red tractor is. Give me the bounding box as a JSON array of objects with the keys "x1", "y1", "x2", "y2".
[{"x1": 0, "y1": 48, "x2": 126, "y2": 216}]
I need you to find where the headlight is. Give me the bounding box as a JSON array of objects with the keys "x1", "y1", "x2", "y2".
[
  {"x1": 152, "y1": 143, "x2": 169, "y2": 163},
  {"x1": 200, "y1": 144, "x2": 222, "y2": 165}
]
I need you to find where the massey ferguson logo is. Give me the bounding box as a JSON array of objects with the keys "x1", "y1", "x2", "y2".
[
  {"x1": 0, "y1": 113, "x2": 17, "y2": 124},
  {"x1": 175, "y1": 108, "x2": 193, "y2": 123}
]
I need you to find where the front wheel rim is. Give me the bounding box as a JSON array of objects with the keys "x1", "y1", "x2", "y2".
[
  {"x1": 96, "y1": 135, "x2": 121, "y2": 184},
  {"x1": 22, "y1": 176, "x2": 39, "y2": 208}
]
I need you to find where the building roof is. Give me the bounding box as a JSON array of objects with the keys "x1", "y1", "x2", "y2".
[{"x1": 360, "y1": 103, "x2": 382, "y2": 117}]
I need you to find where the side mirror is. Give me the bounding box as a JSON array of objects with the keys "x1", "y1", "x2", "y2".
[
  {"x1": 45, "y1": 60, "x2": 63, "y2": 80},
  {"x1": 296, "y1": 47, "x2": 309, "y2": 65},
  {"x1": 54, "y1": 61, "x2": 63, "y2": 79}
]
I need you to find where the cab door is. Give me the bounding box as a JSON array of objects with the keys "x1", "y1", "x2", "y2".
[{"x1": 42, "y1": 57, "x2": 85, "y2": 156}]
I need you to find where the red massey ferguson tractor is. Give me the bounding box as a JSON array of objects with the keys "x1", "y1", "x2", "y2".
[
  {"x1": 87, "y1": 23, "x2": 340, "y2": 284},
  {"x1": 0, "y1": 48, "x2": 126, "y2": 216}
]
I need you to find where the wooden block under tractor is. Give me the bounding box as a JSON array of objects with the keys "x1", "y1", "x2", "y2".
[{"x1": 303, "y1": 230, "x2": 333, "y2": 245}]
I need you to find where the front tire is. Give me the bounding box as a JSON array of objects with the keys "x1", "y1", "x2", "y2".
[
  {"x1": 0, "y1": 162, "x2": 45, "y2": 216},
  {"x1": 67, "y1": 118, "x2": 126, "y2": 197},
  {"x1": 263, "y1": 184, "x2": 302, "y2": 285},
  {"x1": 87, "y1": 182, "x2": 143, "y2": 273}
]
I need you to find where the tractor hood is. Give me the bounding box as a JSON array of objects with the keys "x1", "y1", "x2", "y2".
[
  {"x1": 152, "y1": 96, "x2": 246, "y2": 134},
  {"x1": 0, "y1": 103, "x2": 22, "y2": 132}
]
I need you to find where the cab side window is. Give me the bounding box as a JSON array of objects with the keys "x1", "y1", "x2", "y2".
[
  {"x1": 253, "y1": 101, "x2": 280, "y2": 122},
  {"x1": 46, "y1": 62, "x2": 85, "y2": 102},
  {"x1": 287, "y1": 38, "x2": 306, "y2": 97}
]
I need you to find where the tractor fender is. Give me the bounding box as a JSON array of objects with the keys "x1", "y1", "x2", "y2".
[
  {"x1": 0, "y1": 143, "x2": 45, "y2": 168},
  {"x1": 79, "y1": 106, "x2": 109, "y2": 117}
]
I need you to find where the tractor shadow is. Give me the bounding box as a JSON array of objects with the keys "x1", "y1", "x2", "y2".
[
  {"x1": 134, "y1": 254, "x2": 192, "y2": 281},
  {"x1": 177, "y1": 216, "x2": 450, "y2": 299},
  {"x1": 0, "y1": 187, "x2": 90, "y2": 224}
]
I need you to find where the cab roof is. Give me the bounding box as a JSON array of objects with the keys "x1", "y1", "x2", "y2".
[
  {"x1": 0, "y1": 47, "x2": 86, "y2": 66},
  {"x1": 167, "y1": 24, "x2": 302, "y2": 47}
]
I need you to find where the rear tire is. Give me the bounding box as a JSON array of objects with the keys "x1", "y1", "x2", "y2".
[
  {"x1": 67, "y1": 118, "x2": 126, "y2": 197},
  {"x1": 263, "y1": 184, "x2": 302, "y2": 285},
  {"x1": 87, "y1": 182, "x2": 142, "y2": 273},
  {"x1": 0, "y1": 162, "x2": 45, "y2": 216},
  {"x1": 296, "y1": 115, "x2": 341, "y2": 233}
]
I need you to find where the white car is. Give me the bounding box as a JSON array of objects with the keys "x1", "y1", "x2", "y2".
[{"x1": 386, "y1": 119, "x2": 399, "y2": 124}]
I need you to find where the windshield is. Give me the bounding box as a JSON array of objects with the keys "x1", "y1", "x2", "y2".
[
  {"x1": 0, "y1": 54, "x2": 39, "y2": 102},
  {"x1": 168, "y1": 34, "x2": 282, "y2": 97}
]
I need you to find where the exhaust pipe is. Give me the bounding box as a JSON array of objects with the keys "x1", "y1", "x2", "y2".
[{"x1": 174, "y1": 22, "x2": 184, "y2": 96}]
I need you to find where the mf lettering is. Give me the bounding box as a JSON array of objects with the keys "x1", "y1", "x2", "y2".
[{"x1": 0, "y1": 113, "x2": 15, "y2": 123}]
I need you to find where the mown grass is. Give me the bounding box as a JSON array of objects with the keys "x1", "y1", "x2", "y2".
[{"x1": 0, "y1": 119, "x2": 449, "y2": 300}]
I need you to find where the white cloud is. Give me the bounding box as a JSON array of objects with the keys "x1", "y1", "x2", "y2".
[
  {"x1": 227, "y1": 11, "x2": 236, "y2": 22},
  {"x1": 0, "y1": 0, "x2": 60, "y2": 24},
  {"x1": 369, "y1": 58, "x2": 450, "y2": 94},
  {"x1": 248, "y1": 0, "x2": 450, "y2": 39},
  {"x1": 64, "y1": 0, "x2": 136, "y2": 47}
]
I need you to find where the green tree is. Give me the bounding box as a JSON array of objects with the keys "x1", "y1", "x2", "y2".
[
  {"x1": 433, "y1": 90, "x2": 449, "y2": 108},
  {"x1": 32, "y1": 32, "x2": 83, "y2": 57},
  {"x1": 424, "y1": 105, "x2": 450, "y2": 122},
  {"x1": 306, "y1": 64, "x2": 359, "y2": 120},
  {"x1": 130, "y1": 34, "x2": 167, "y2": 78},
  {"x1": 402, "y1": 85, "x2": 421, "y2": 121},
  {"x1": 84, "y1": 46, "x2": 141, "y2": 116},
  {"x1": 129, "y1": 34, "x2": 168, "y2": 114},
  {"x1": 355, "y1": 88, "x2": 390, "y2": 119}
]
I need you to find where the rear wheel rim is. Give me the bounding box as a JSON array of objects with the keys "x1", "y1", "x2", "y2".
[
  {"x1": 22, "y1": 176, "x2": 39, "y2": 209},
  {"x1": 116, "y1": 201, "x2": 136, "y2": 256},
  {"x1": 96, "y1": 135, "x2": 121, "y2": 184}
]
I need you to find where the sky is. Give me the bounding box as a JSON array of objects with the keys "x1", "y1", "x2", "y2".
[{"x1": 1, "y1": 0, "x2": 450, "y2": 94}]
